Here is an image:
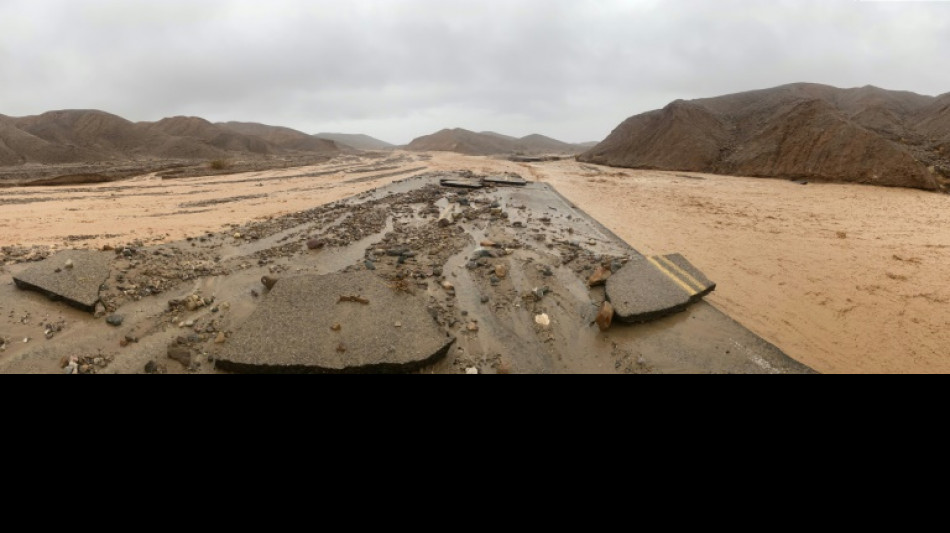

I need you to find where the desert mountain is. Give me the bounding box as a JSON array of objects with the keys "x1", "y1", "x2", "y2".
[
  {"x1": 0, "y1": 110, "x2": 344, "y2": 166},
  {"x1": 580, "y1": 83, "x2": 950, "y2": 191},
  {"x1": 314, "y1": 133, "x2": 394, "y2": 151},
  {"x1": 406, "y1": 128, "x2": 586, "y2": 156},
  {"x1": 143, "y1": 116, "x2": 271, "y2": 155},
  {"x1": 216, "y1": 122, "x2": 341, "y2": 153}
]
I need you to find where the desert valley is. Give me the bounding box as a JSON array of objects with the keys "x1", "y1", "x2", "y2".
[{"x1": 1, "y1": 82, "x2": 949, "y2": 374}]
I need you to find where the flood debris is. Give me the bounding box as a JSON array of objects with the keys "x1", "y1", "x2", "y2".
[
  {"x1": 12, "y1": 250, "x2": 112, "y2": 313},
  {"x1": 216, "y1": 271, "x2": 455, "y2": 373},
  {"x1": 606, "y1": 254, "x2": 716, "y2": 323}
]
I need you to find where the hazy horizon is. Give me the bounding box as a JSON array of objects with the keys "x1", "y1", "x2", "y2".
[{"x1": 1, "y1": 0, "x2": 948, "y2": 144}]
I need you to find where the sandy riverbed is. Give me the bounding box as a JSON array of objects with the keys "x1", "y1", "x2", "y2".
[{"x1": 2, "y1": 151, "x2": 948, "y2": 373}]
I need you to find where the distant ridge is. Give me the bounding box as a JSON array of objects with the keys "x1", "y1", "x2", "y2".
[
  {"x1": 580, "y1": 83, "x2": 950, "y2": 191},
  {"x1": 0, "y1": 110, "x2": 343, "y2": 167},
  {"x1": 406, "y1": 128, "x2": 587, "y2": 156},
  {"x1": 315, "y1": 133, "x2": 395, "y2": 151}
]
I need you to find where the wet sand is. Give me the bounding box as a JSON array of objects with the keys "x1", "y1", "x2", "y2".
[
  {"x1": 2, "y1": 151, "x2": 949, "y2": 373},
  {"x1": 525, "y1": 159, "x2": 950, "y2": 374}
]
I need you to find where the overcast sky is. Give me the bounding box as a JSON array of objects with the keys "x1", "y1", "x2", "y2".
[{"x1": 0, "y1": 0, "x2": 947, "y2": 144}]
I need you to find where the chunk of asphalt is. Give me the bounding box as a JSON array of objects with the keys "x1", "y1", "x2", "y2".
[
  {"x1": 606, "y1": 254, "x2": 716, "y2": 324},
  {"x1": 215, "y1": 271, "x2": 455, "y2": 374},
  {"x1": 484, "y1": 175, "x2": 527, "y2": 187},
  {"x1": 439, "y1": 179, "x2": 484, "y2": 189},
  {"x1": 13, "y1": 250, "x2": 112, "y2": 313}
]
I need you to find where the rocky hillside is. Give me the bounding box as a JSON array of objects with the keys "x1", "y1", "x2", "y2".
[
  {"x1": 406, "y1": 128, "x2": 587, "y2": 156},
  {"x1": 0, "y1": 110, "x2": 344, "y2": 167},
  {"x1": 580, "y1": 83, "x2": 950, "y2": 191}
]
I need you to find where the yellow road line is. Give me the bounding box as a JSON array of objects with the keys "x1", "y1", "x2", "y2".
[
  {"x1": 646, "y1": 256, "x2": 697, "y2": 296},
  {"x1": 655, "y1": 255, "x2": 706, "y2": 294}
]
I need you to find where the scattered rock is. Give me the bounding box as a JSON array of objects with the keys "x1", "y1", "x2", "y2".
[
  {"x1": 144, "y1": 361, "x2": 166, "y2": 375},
  {"x1": 466, "y1": 367, "x2": 479, "y2": 375},
  {"x1": 331, "y1": 323, "x2": 342, "y2": 331},
  {"x1": 306, "y1": 239, "x2": 326, "y2": 250},
  {"x1": 467, "y1": 322, "x2": 479, "y2": 332},
  {"x1": 64, "y1": 259, "x2": 74, "y2": 270},
  {"x1": 588, "y1": 266, "x2": 612, "y2": 287},
  {"x1": 480, "y1": 240, "x2": 497, "y2": 248},
  {"x1": 215, "y1": 332, "x2": 227, "y2": 344},
  {"x1": 596, "y1": 301, "x2": 614, "y2": 332},
  {"x1": 261, "y1": 276, "x2": 279, "y2": 290},
  {"x1": 535, "y1": 313, "x2": 551, "y2": 328},
  {"x1": 167, "y1": 346, "x2": 193, "y2": 368},
  {"x1": 442, "y1": 281, "x2": 455, "y2": 292},
  {"x1": 106, "y1": 315, "x2": 124, "y2": 327},
  {"x1": 494, "y1": 264, "x2": 509, "y2": 279}
]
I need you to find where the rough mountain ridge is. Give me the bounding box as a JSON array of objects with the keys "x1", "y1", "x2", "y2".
[{"x1": 580, "y1": 83, "x2": 950, "y2": 191}]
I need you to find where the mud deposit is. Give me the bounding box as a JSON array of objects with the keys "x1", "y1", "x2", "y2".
[{"x1": 0, "y1": 170, "x2": 810, "y2": 374}]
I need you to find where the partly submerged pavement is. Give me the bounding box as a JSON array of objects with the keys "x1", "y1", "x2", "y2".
[{"x1": 0, "y1": 170, "x2": 815, "y2": 374}]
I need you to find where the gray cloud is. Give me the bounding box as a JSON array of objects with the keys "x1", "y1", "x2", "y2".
[{"x1": 1, "y1": 0, "x2": 947, "y2": 144}]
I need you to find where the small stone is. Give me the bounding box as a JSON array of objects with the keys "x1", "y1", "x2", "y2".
[
  {"x1": 306, "y1": 239, "x2": 326, "y2": 250},
  {"x1": 467, "y1": 322, "x2": 479, "y2": 332},
  {"x1": 480, "y1": 240, "x2": 497, "y2": 248},
  {"x1": 120, "y1": 338, "x2": 129, "y2": 347},
  {"x1": 432, "y1": 267, "x2": 443, "y2": 277},
  {"x1": 233, "y1": 233, "x2": 242, "y2": 239},
  {"x1": 442, "y1": 281, "x2": 455, "y2": 292},
  {"x1": 466, "y1": 261, "x2": 478, "y2": 270},
  {"x1": 184, "y1": 320, "x2": 195, "y2": 328},
  {"x1": 64, "y1": 259, "x2": 74, "y2": 270},
  {"x1": 331, "y1": 324, "x2": 342, "y2": 332},
  {"x1": 105, "y1": 315, "x2": 124, "y2": 327},
  {"x1": 466, "y1": 367, "x2": 479, "y2": 375},
  {"x1": 588, "y1": 266, "x2": 612, "y2": 287},
  {"x1": 535, "y1": 313, "x2": 551, "y2": 328},
  {"x1": 481, "y1": 295, "x2": 490, "y2": 304},
  {"x1": 394, "y1": 321, "x2": 402, "y2": 328},
  {"x1": 215, "y1": 332, "x2": 227, "y2": 344},
  {"x1": 167, "y1": 347, "x2": 192, "y2": 368},
  {"x1": 364, "y1": 260, "x2": 376, "y2": 271},
  {"x1": 261, "y1": 276, "x2": 279, "y2": 290},
  {"x1": 596, "y1": 301, "x2": 614, "y2": 332},
  {"x1": 94, "y1": 302, "x2": 106, "y2": 318},
  {"x1": 144, "y1": 361, "x2": 160, "y2": 374},
  {"x1": 494, "y1": 264, "x2": 508, "y2": 279}
]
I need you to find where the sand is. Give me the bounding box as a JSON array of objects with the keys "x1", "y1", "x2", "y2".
[
  {"x1": 0, "y1": 154, "x2": 426, "y2": 249},
  {"x1": 2, "y1": 151, "x2": 949, "y2": 373},
  {"x1": 528, "y1": 160, "x2": 950, "y2": 374}
]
